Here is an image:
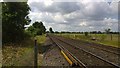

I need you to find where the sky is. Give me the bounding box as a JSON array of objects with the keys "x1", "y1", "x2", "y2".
[{"x1": 27, "y1": 0, "x2": 119, "y2": 32}]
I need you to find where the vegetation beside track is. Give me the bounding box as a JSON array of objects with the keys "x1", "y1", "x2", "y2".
[
  {"x1": 3, "y1": 38, "x2": 34, "y2": 66},
  {"x1": 35, "y1": 35, "x2": 46, "y2": 44},
  {"x1": 2, "y1": 35, "x2": 46, "y2": 66},
  {"x1": 56, "y1": 34, "x2": 119, "y2": 48},
  {"x1": 2, "y1": 2, "x2": 47, "y2": 66},
  {"x1": 35, "y1": 35, "x2": 46, "y2": 66}
]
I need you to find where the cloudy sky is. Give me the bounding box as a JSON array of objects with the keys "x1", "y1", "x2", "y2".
[{"x1": 27, "y1": 0, "x2": 119, "y2": 32}]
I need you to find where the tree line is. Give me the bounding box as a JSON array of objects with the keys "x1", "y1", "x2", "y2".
[
  {"x1": 2, "y1": 2, "x2": 47, "y2": 44},
  {"x1": 2, "y1": 2, "x2": 55, "y2": 44},
  {"x1": 52, "y1": 31, "x2": 119, "y2": 34}
]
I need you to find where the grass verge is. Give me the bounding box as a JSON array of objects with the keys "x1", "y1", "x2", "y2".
[
  {"x1": 57, "y1": 34, "x2": 119, "y2": 48},
  {"x1": 2, "y1": 37, "x2": 34, "y2": 66},
  {"x1": 2, "y1": 35, "x2": 46, "y2": 66},
  {"x1": 35, "y1": 35, "x2": 46, "y2": 66}
]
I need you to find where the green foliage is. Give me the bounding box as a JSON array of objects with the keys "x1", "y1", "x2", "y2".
[
  {"x1": 33, "y1": 21, "x2": 46, "y2": 34},
  {"x1": 35, "y1": 35, "x2": 46, "y2": 44},
  {"x1": 27, "y1": 21, "x2": 46, "y2": 36},
  {"x1": 49, "y1": 27, "x2": 54, "y2": 33},
  {"x1": 27, "y1": 26, "x2": 36, "y2": 36},
  {"x1": 84, "y1": 32, "x2": 88, "y2": 36},
  {"x1": 2, "y1": 2, "x2": 31, "y2": 44}
]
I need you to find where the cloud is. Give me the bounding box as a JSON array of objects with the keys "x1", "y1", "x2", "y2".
[
  {"x1": 27, "y1": 1, "x2": 118, "y2": 32},
  {"x1": 79, "y1": 22, "x2": 87, "y2": 26},
  {"x1": 28, "y1": 2, "x2": 81, "y2": 14}
]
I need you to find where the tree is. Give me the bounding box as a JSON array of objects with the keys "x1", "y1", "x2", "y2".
[
  {"x1": 27, "y1": 26, "x2": 36, "y2": 36},
  {"x1": 27, "y1": 21, "x2": 46, "y2": 36},
  {"x1": 2, "y1": 2, "x2": 31, "y2": 43},
  {"x1": 105, "y1": 28, "x2": 111, "y2": 34},
  {"x1": 98, "y1": 31, "x2": 102, "y2": 34},
  {"x1": 33, "y1": 21, "x2": 46, "y2": 35},
  {"x1": 49, "y1": 27, "x2": 54, "y2": 33}
]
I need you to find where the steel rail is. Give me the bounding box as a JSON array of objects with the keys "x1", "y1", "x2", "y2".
[
  {"x1": 54, "y1": 36, "x2": 120, "y2": 68},
  {"x1": 88, "y1": 44, "x2": 120, "y2": 55},
  {"x1": 48, "y1": 35, "x2": 87, "y2": 68},
  {"x1": 58, "y1": 35, "x2": 120, "y2": 55}
]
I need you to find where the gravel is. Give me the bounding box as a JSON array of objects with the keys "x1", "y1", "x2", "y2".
[{"x1": 41, "y1": 37, "x2": 69, "y2": 67}]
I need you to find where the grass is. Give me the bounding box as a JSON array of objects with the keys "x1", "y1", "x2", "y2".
[
  {"x1": 35, "y1": 35, "x2": 46, "y2": 66},
  {"x1": 35, "y1": 34, "x2": 46, "y2": 44},
  {"x1": 2, "y1": 38, "x2": 34, "y2": 66},
  {"x1": 56, "y1": 34, "x2": 119, "y2": 48},
  {"x1": 2, "y1": 35, "x2": 46, "y2": 66}
]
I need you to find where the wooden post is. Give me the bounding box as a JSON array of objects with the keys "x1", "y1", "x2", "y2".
[{"x1": 34, "y1": 40, "x2": 38, "y2": 68}]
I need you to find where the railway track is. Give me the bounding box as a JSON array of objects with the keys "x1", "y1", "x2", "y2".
[
  {"x1": 49, "y1": 36, "x2": 87, "y2": 68},
  {"x1": 56, "y1": 36, "x2": 120, "y2": 65},
  {"x1": 48, "y1": 34, "x2": 120, "y2": 68},
  {"x1": 57, "y1": 36, "x2": 120, "y2": 55}
]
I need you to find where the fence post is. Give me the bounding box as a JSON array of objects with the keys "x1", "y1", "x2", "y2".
[{"x1": 34, "y1": 39, "x2": 38, "y2": 68}]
